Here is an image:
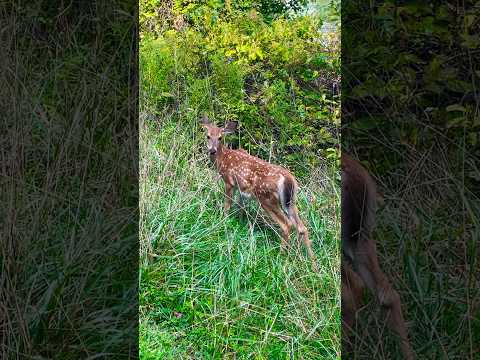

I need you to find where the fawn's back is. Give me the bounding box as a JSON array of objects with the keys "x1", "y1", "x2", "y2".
[{"x1": 217, "y1": 147, "x2": 295, "y2": 200}]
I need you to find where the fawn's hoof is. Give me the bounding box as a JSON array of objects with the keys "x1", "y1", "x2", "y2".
[{"x1": 280, "y1": 245, "x2": 289, "y2": 254}]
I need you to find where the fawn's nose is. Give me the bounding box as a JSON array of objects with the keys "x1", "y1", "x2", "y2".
[{"x1": 209, "y1": 149, "x2": 217, "y2": 155}]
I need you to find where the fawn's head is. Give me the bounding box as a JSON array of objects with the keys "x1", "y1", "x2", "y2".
[{"x1": 200, "y1": 115, "x2": 237, "y2": 156}]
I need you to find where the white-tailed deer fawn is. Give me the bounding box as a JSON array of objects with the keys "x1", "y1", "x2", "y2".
[
  {"x1": 342, "y1": 152, "x2": 414, "y2": 359},
  {"x1": 200, "y1": 115, "x2": 315, "y2": 260}
]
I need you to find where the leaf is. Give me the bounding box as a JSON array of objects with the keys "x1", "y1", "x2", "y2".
[
  {"x1": 468, "y1": 133, "x2": 477, "y2": 147},
  {"x1": 468, "y1": 168, "x2": 480, "y2": 180},
  {"x1": 351, "y1": 117, "x2": 382, "y2": 130},
  {"x1": 446, "y1": 117, "x2": 466, "y2": 128},
  {"x1": 461, "y1": 34, "x2": 480, "y2": 49},
  {"x1": 446, "y1": 104, "x2": 466, "y2": 112},
  {"x1": 464, "y1": 14, "x2": 476, "y2": 29},
  {"x1": 446, "y1": 79, "x2": 473, "y2": 93}
]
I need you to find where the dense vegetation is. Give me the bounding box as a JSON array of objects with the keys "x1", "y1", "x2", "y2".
[
  {"x1": 140, "y1": 0, "x2": 341, "y2": 358},
  {"x1": 140, "y1": 0, "x2": 340, "y2": 176}
]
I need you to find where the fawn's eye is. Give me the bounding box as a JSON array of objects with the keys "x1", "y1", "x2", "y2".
[
  {"x1": 218, "y1": 136, "x2": 222, "y2": 140},
  {"x1": 207, "y1": 135, "x2": 210, "y2": 139}
]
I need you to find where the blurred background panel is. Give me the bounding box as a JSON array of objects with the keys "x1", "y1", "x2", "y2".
[
  {"x1": 1, "y1": 1, "x2": 139, "y2": 358},
  {"x1": 342, "y1": 1, "x2": 480, "y2": 358}
]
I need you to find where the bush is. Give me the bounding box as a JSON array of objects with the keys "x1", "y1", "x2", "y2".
[{"x1": 140, "y1": 3, "x2": 340, "y2": 177}]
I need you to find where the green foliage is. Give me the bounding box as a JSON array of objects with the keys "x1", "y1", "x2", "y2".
[
  {"x1": 140, "y1": 3, "x2": 340, "y2": 176},
  {"x1": 343, "y1": 1, "x2": 480, "y2": 169},
  {"x1": 139, "y1": 0, "x2": 311, "y2": 35}
]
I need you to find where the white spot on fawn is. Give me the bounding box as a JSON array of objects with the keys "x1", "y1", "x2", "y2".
[{"x1": 240, "y1": 190, "x2": 251, "y2": 198}]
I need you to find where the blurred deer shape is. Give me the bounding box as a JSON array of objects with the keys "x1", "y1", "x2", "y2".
[{"x1": 342, "y1": 152, "x2": 414, "y2": 359}]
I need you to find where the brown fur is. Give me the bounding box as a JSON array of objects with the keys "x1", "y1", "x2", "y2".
[
  {"x1": 200, "y1": 116, "x2": 315, "y2": 260},
  {"x1": 342, "y1": 152, "x2": 414, "y2": 359}
]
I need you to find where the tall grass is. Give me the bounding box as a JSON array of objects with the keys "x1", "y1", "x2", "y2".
[{"x1": 139, "y1": 112, "x2": 341, "y2": 358}]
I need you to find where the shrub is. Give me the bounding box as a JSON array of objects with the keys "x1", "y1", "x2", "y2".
[{"x1": 140, "y1": 2, "x2": 340, "y2": 177}]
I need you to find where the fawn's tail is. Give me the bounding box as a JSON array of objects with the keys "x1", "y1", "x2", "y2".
[{"x1": 279, "y1": 175, "x2": 296, "y2": 219}]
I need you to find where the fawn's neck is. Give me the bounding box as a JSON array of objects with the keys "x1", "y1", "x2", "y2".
[{"x1": 213, "y1": 143, "x2": 228, "y2": 170}]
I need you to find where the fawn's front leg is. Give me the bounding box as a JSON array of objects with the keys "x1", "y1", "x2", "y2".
[{"x1": 224, "y1": 181, "x2": 234, "y2": 215}]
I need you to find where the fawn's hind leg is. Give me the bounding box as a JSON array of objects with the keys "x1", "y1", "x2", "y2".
[
  {"x1": 355, "y1": 239, "x2": 414, "y2": 359},
  {"x1": 261, "y1": 202, "x2": 292, "y2": 252},
  {"x1": 342, "y1": 262, "x2": 365, "y2": 355},
  {"x1": 289, "y1": 205, "x2": 314, "y2": 260}
]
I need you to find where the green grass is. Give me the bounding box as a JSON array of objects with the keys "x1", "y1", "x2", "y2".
[{"x1": 139, "y1": 115, "x2": 341, "y2": 359}]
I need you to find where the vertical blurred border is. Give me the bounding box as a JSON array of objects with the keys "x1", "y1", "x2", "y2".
[
  {"x1": 342, "y1": 1, "x2": 479, "y2": 358},
  {"x1": 1, "y1": 1, "x2": 139, "y2": 358}
]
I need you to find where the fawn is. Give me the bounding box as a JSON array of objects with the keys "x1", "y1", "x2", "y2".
[
  {"x1": 200, "y1": 115, "x2": 315, "y2": 260},
  {"x1": 342, "y1": 152, "x2": 414, "y2": 359}
]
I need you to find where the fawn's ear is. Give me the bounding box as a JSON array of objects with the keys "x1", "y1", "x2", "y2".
[
  {"x1": 200, "y1": 114, "x2": 211, "y2": 128},
  {"x1": 223, "y1": 121, "x2": 238, "y2": 134}
]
